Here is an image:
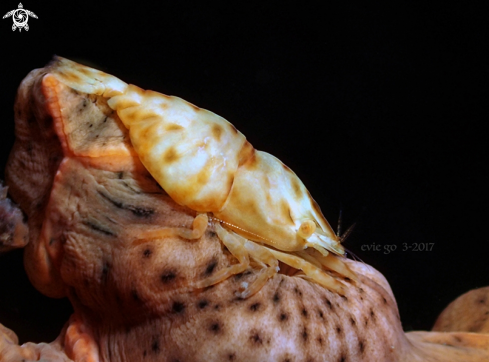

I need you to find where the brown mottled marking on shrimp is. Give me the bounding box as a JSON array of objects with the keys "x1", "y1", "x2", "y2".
[
  {"x1": 189, "y1": 102, "x2": 200, "y2": 112},
  {"x1": 228, "y1": 122, "x2": 238, "y2": 134},
  {"x1": 212, "y1": 124, "x2": 224, "y2": 141},
  {"x1": 281, "y1": 200, "x2": 293, "y2": 223},
  {"x1": 291, "y1": 178, "x2": 303, "y2": 199},
  {"x1": 310, "y1": 196, "x2": 323, "y2": 219},
  {"x1": 78, "y1": 66, "x2": 93, "y2": 76},
  {"x1": 237, "y1": 141, "x2": 255, "y2": 166},
  {"x1": 195, "y1": 160, "x2": 214, "y2": 187},
  {"x1": 166, "y1": 124, "x2": 183, "y2": 131},
  {"x1": 126, "y1": 108, "x2": 158, "y2": 123},
  {"x1": 163, "y1": 147, "x2": 179, "y2": 163},
  {"x1": 241, "y1": 151, "x2": 259, "y2": 170},
  {"x1": 59, "y1": 70, "x2": 81, "y2": 83}
]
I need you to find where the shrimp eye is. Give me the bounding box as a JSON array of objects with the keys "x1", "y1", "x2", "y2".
[{"x1": 298, "y1": 219, "x2": 316, "y2": 239}]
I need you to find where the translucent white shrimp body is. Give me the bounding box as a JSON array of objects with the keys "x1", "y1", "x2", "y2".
[{"x1": 50, "y1": 56, "x2": 354, "y2": 296}]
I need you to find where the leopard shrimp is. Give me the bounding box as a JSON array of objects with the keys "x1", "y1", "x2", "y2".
[{"x1": 49, "y1": 56, "x2": 356, "y2": 297}]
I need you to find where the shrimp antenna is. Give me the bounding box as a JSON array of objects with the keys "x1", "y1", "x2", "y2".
[
  {"x1": 343, "y1": 246, "x2": 365, "y2": 264},
  {"x1": 339, "y1": 222, "x2": 356, "y2": 244},
  {"x1": 335, "y1": 205, "x2": 365, "y2": 263},
  {"x1": 336, "y1": 204, "x2": 356, "y2": 243},
  {"x1": 336, "y1": 206, "x2": 343, "y2": 238}
]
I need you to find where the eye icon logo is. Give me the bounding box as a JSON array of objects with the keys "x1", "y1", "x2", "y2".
[{"x1": 3, "y1": 3, "x2": 37, "y2": 31}]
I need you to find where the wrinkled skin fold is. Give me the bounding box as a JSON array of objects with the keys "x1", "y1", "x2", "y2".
[{"x1": 1, "y1": 59, "x2": 489, "y2": 361}]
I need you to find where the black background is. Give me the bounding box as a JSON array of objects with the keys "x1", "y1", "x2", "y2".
[{"x1": 0, "y1": 1, "x2": 488, "y2": 343}]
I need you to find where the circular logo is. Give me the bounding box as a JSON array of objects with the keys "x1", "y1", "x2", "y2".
[{"x1": 12, "y1": 8, "x2": 28, "y2": 28}]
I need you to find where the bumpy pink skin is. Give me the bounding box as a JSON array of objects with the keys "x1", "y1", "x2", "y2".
[{"x1": 1, "y1": 61, "x2": 489, "y2": 362}]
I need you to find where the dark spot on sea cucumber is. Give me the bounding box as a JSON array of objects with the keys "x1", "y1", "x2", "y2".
[
  {"x1": 250, "y1": 331, "x2": 263, "y2": 345},
  {"x1": 151, "y1": 339, "x2": 160, "y2": 353},
  {"x1": 161, "y1": 270, "x2": 177, "y2": 283},
  {"x1": 204, "y1": 259, "x2": 218, "y2": 276},
  {"x1": 172, "y1": 301, "x2": 185, "y2": 314},
  {"x1": 317, "y1": 336, "x2": 324, "y2": 345},
  {"x1": 143, "y1": 248, "x2": 152, "y2": 258},
  {"x1": 318, "y1": 310, "x2": 324, "y2": 319},
  {"x1": 370, "y1": 309, "x2": 376, "y2": 319},
  {"x1": 233, "y1": 295, "x2": 246, "y2": 302},
  {"x1": 279, "y1": 312, "x2": 288, "y2": 322},
  {"x1": 198, "y1": 300, "x2": 209, "y2": 309},
  {"x1": 131, "y1": 289, "x2": 140, "y2": 301},
  {"x1": 339, "y1": 355, "x2": 346, "y2": 362},
  {"x1": 273, "y1": 292, "x2": 280, "y2": 304},
  {"x1": 359, "y1": 340, "x2": 365, "y2": 353},
  {"x1": 302, "y1": 308, "x2": 308, "y2": 318},
  {"x1": 228, "y1": 352, "x2": 236, "y2": 361},
  {"x1": 324, "y1": 298, "x2": 333, "y2": 310},
  {"x1": 206, "y1": 230, "x2": 217, "y2": 238},
  {"x1": 101, "y1": 262, "x2": 110, "y2": 283},
  {"x1": 350, "y1": 316, "x2": 356, "y2": 326},
  {"x1": 249, "y1": 302, "x2": 261, "y2": 312},
  {"x1": 301, "y1": 327, "x2": 308, "y2": 341},
  {"x1": 336, "y1": 326, "x2": 342, "y2": 335},
  {"x1": 209, "y1": 321, "x2": 222, "y2": 334}
]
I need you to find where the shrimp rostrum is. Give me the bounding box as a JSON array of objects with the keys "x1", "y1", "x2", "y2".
[{"x1": 49, "y1": 57, "x2": 356, "y2": 298}]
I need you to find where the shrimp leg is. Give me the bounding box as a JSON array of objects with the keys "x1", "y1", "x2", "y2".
[
  {"x1": 193, "y1": 223, "x2": 250, "y2": 290},
  {"x1": 265, "y1": 248, "x2": 347, "y2": 295},
  {"x1": 134, "y1": 213, "x2": 209, "y2": 243},
  {"x1": 195, "y1": 223, "x2": 280, "y2": 298}
]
